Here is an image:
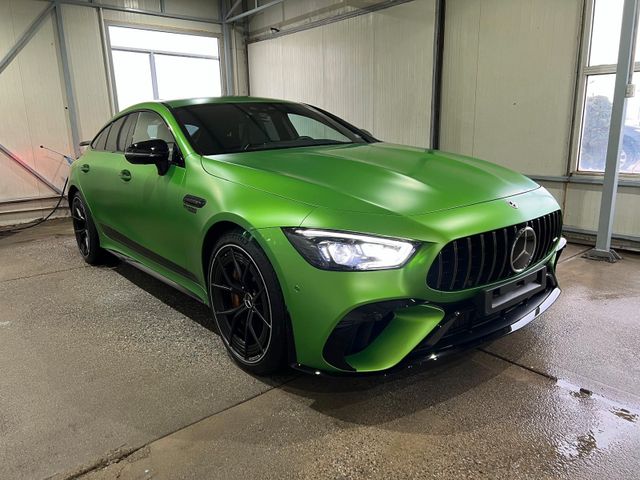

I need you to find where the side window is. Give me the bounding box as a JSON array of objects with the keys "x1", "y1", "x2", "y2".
[
  {"x1": 91, "y1": 125, "x2": 111, "y2": 151},
  {"x1": 105, "y1": 116, "x2": 127, "y2": 152},
  {"x1": 118, "y1": 113, "x2": 138, "y2": 152},
  {"x1": 132, "y1": 111, "x2": 175, "y2": 145},
  {"x1": 132, "y1": 111, "x2": 183, "y2": 166}
]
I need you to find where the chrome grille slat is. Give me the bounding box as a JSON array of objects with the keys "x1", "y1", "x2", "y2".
[{"x1": 427, "y1": 210, "x2": 563, "y2": 292}]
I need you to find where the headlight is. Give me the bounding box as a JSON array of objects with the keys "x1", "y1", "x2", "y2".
[{"x1": 283, "y1": 228, "x2": 419, "y2": 271}]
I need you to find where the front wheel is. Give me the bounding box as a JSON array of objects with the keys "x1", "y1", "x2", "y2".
[{"x1": 207, "y1": 231, "x2": 287, "y2": 375}]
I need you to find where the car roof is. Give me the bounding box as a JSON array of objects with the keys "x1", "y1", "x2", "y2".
[{"x1": 160, "y1": 96, "x2": 295, "y2": 109}]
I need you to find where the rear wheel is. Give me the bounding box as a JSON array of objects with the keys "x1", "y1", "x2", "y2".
[
  {"x1": 208, "y1": 231, "x2": 287, "y2": 375},
  {"x1": 71, "y1": 193, "x2": 106, "y2": 265}
]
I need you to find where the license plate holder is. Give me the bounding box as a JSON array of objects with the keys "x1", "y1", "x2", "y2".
[{"x1": 477, "y1": 267, "x2": 547, "y2": 316}]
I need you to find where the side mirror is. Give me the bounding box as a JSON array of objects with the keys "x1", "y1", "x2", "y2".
[{"x1": 125, "y1": 139, "x2": 170, "y2": 175}]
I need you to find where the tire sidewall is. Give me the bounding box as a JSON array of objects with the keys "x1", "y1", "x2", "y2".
[
  {"x1": 207, "y1": 231, "x2": 286, "y2": 374},
  {"x1": 71, "y1": 192, "x2": 103, "y2": 265}
]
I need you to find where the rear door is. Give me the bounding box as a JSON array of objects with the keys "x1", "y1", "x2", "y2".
[{"x1": 78, "y1": 115, "x2": 133, "y2": 234}]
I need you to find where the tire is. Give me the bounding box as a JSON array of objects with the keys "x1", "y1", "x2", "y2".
[
  {"x1": 207, "y1": 230, "x2": 287, "y2": 375},
  {"x1": 71, "y1": 193, "x2": 107, "y2": 265}
]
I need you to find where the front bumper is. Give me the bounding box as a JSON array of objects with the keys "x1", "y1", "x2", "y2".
[{"x1": 253, "y1": 192, "x2": 565, "y2": 374}]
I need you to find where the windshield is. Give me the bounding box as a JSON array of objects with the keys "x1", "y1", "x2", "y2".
[{"x1": 172, "y1": 102, "x2": 367, "y2": 155}]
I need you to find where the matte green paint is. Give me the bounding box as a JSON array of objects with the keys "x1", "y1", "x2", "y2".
[
  {"x1": 346, "y1": 304, "x2": 445, "y2": 372},
  {"x1": 70, "y1": 97, "x2": 562, "y2": 373}
]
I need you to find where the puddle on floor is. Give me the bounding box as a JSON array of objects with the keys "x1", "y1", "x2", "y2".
[{"x1": 554, "y1": 378, "x2": 639, "y2": 460}]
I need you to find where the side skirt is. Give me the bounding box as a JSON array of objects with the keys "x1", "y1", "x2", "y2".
[
  {"x1": 107, "y1": 250, "x2": 207, "y2": 305},
  {"x1": 99, "y1": 224, "x2": 208, "y2": 305}
]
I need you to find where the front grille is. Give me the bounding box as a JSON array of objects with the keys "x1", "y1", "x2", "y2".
[{"x1": 427, "y1": 210, "x2": 562, "y2": 292}]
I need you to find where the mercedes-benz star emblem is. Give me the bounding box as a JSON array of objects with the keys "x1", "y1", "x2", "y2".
[
  {"x1": 508, "y1": 200, "x2": 519, "y2": 209},
  {"x1": 510, "y1": 226, "x2": 537, "y2": 273}
]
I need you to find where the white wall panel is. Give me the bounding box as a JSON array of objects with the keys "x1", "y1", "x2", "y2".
[
  {"x1": 164, "y1": 0, "x2": 220, "y2": 19},
  {"x1": 280, "y1": 28, "x2": 324, "y2": 105},
  {"x1": 102, "y1": 10, "x2": 222, "y2": 33},
  {"x1": 62, "y1": 5, "x2": 112, "y2": 142},
  {"x1": 437, "y1": 0, "x2": 639, "y2": 237},
  {"x1": 563, "y1": 185, "x2": 640, "y2": 237},
  {"x1": 441, "y1": 0, "x2": 581, "y2": 176},
  {"x1": 17, "y1": 16, "x2": 71, "y2": 189},
  {"x1": 0, "y1": 155, "x2": 41, "y2": 200},
  {"x1": 372, "y1": 1, "x2": 435, "y2": 146},
  {"x1": 439, "y1": 0, "x2": 480, "y2": 155},
  {"x1": 248, "y1": 39, "x2": 284, "y2": 99},
  {"x1": 248, "y1": 0, "x2": 436, "y2": 147},
  {"x1": 0, "y1": 0, "x2": 237, "y2": 217},
  {"x1": 322, "y1": 14, "x2": 374, "y2": 131}
]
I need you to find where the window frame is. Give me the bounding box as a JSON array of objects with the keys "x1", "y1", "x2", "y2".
[
  {"x1": 571, "y1": 0, "x2": 640, "y2": 178},
  {"x1": 89, "y1": 109, "x2": 185, "y2": 167},
  {"x1": 104, "y1": 22, "x2": 224, "y2": 112}
]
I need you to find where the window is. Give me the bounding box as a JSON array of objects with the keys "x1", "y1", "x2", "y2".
[
  {"x1": 132, "y1": 111, "x2": 175, "y2": 145},
  {"x1": 132, "y1": 111, "x2": 183, "y2": 165},
  {"x1": 576, "y1": 0, "x2": 640, "y2": 174},
  {"x1": 105, "y1": 116, "x2": 127, "y2": 152},
  {"x1": 118, "y1": 114, "x2": 138, "y2": 152},
  {"x1": 91, "y1": 125, "x2": 111, "y2": 150},
  {"x1": 172, "y1": 102, "x2": 365, "y2": 155},
  {"x1": 108, "y1": 26, "x2": 222, "y2": 111},
  {"x1": 288, "y1": 114, "x2": 351, "y2": 143}
]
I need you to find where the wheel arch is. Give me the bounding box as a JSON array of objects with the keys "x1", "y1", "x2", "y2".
[
  {"x1": 67, "y1": 184, "x2": 79, "y2": 208},
  {"x1": 200, "y1": 216, "x2": 298, "y2": 367}
]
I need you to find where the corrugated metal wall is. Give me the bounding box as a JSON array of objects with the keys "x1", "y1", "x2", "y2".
[
  {"x1": 0, "y1": 0, "x2": 238, "y2": 225},
  {"x1": 247, "y1": 0, "x2": 437, "y2": 147}
]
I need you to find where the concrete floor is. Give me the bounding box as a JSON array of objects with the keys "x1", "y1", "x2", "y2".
[{"x1": 1, "y1": 219, "x2": 639, "y2": 480}]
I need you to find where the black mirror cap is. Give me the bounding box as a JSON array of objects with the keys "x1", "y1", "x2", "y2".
[{"x1": 125, "y1": 139, "x2": 170, "y2": 175}]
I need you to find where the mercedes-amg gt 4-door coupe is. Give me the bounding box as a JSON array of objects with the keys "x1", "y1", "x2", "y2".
[{"x1": 69, "y1": 97, "x2": 566, "y2": 375}]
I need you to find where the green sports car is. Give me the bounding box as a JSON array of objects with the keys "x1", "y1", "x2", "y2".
[{"x1": 69, "y1": 97, "x2": 565, "y2": 375}]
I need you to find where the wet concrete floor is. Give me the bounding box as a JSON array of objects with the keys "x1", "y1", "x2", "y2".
[{"x1": 1, "y1": 219, "x2": 638, "y2": 479}]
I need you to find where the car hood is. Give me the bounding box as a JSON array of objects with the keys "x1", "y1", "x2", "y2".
[{"x1": 201, "y1": 143, "x2": 539, "y2": 216}]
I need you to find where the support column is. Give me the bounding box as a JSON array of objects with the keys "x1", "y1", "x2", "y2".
[
  {"x1": 53, "y1": 0, "x2": 82, "y2": 159},
  {"x1": 220, "y1": 0, "x2": 235, "y2": 96},
  {"x1": 585, "y1": 0, "x2": 639, "y2": 262}
]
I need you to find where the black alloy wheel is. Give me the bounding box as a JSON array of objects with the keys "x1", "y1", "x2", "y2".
[
  {"x1": 208, "y1": 232, "x2": 286, "y2": 374},
  {"x1": 72, "y1": 195, "x2": 90, "y2": 257},
  {"x1": 71, "y1": 193, "x2": 105, "y2": 265}
]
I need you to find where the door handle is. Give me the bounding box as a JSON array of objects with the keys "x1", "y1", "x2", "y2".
[
  {"x1": 80, "y1": 164, "x2": 90, "y2": 173},
  {"x1": 119, "y1": 169, "x2": 132, "y2": 182}
]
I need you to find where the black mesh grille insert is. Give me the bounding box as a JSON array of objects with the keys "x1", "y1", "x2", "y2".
[{"x1": 427, "y1": 210, "x2": 562, "y2": 292}]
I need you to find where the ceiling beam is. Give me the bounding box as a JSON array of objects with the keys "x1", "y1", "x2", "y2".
[
  {"x1": 48, "y1": 0, "x2": 222, "y2": 24},
  {"x1": 225, "y1": 0, "x2": 284, "y2": 24},
  {"x1": 225, "y1": 0, "x2": 243, "y2": 21}
]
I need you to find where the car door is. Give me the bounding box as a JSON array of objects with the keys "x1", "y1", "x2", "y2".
[
  {"x1": 78, "y1": 115, "x2": 134, "y2": 235},
  {"x1": 118, "y1": 110, "x2": 191, "y2": 279}
]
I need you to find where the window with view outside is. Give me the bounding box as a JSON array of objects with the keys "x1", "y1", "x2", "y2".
[
  {"x1": 578, "y1": 0, "x2": 640, "y2": 174},
  {"x1": 108, "y1": 26, "x2": 221, "y2": 111}
]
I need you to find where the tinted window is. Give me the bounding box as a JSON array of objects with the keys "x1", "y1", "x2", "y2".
[
  {"x1": 131, "y1": 111, "x2": 183, "y2": 165},
  {"x1": 91, "y1": 125, "x2": 111, "y2": 151},
  {"x1": 105, "y1": 116, "x2": 127, "y2": 152},
  {"x1": 172, "y1": 102, "x2": 365, "y2": 155},
  {"x1": 118, "y1": 113, "x2": 138, "y2": 152},
  {"x1": 132, "y1": 111, "x2": 175, "y2": 144}
]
